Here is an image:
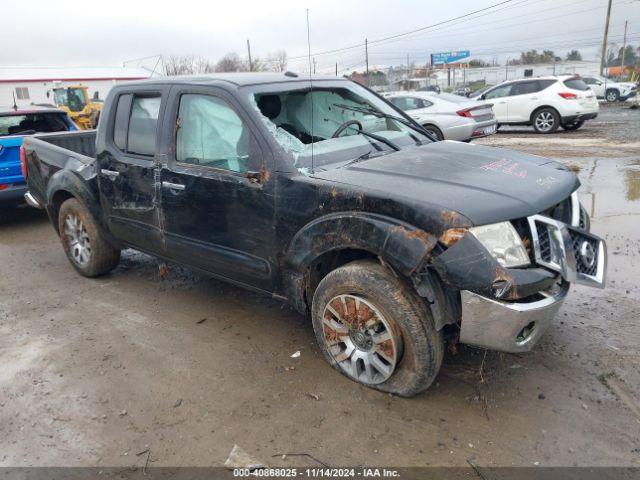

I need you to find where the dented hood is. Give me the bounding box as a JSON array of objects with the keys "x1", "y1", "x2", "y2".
[{"x1": 313, "y1": 141, "x2": 579, "y2": 226}]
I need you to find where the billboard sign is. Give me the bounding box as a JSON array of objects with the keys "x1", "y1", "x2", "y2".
[{"x1": 430, "y1": 50, "x2": 471, "y2": 65}]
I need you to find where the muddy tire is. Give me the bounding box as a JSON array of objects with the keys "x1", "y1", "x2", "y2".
[
  {"x1": 58, "y1": 198, "x2": 120, "y2": 277},
  {"x1": 311, "y1": 260, "x2": 443, "y2": 397},
  {"x1": 532, "y1": 107, "x2": 560, "y2": 134},
  {"x1": 423, "y1": 124, "x2": 444, "y2": 141}
]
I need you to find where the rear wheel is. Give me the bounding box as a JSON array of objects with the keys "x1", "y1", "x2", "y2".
[
  {"x1": 605, "y1": 89, "x2": 620, "y2": 102},
  {"x1": 561, "y1": 119, "x2": 585, "y2": 131},
  {"x1": 423, "y1": 124, "x2": 444, "y2": 141},
  {"x1": 58, "y1": 198, "x2": 120, "y2": 277},
  {"x1": 311, "y1": 260, "x2": 443, "y2": 397},
  {"x1": 532, "y1": 108, "x2": 560, "y2": 134}
]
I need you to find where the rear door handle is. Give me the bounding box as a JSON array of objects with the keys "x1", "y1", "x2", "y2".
[
  {"x1": 162, "y1": 181, "x2": 185, "y2": 191},
  {"x1": 100, "y1": 169, "x2": 119, "y2": 179}
]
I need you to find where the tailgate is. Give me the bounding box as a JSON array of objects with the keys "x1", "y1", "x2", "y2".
[
  {"x1": 0, "y1": 136, "x2": 24, "y2": 184},
  {"x1": 580, "y1": 91, "x2": 598, "y2": 108}
]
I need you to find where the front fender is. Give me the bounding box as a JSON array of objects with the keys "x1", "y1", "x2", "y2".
[{"x1": 285, "y1": 212, "x2": 437, "y2": 277}]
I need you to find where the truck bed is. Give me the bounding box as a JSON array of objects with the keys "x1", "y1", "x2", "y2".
[
  {"x1": 29, "y1": 130, "x2": 97, "y2": 160},
  {"x1": 22, "y1": 130, "x2": 99, "y2": 207}
]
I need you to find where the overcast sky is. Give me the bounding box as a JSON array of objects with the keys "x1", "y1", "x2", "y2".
[{"x1": 1, "y1": 0, "x2": 638, "y2": 73}]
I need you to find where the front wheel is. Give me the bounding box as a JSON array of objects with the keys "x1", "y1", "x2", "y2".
[
  {"x1": 605, "y1": 89, "x2": 620, "y2": 102},
  {"x1": 58, "y1": 198, "x2": 120, "y2": 277},
  {"x1": 311, "y1": 260, "x2": 443, "y2": 397},
  {"x1": 561, "y1": 119, "x2": 585, "y2": 131},
  {"x1": 532, "y1": 108, "x2": 560, "y2": 134}
]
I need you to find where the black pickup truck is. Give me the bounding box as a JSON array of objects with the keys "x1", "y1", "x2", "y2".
[{"x1": 22, "y1": 73, "x2": 607, "y2": 396}]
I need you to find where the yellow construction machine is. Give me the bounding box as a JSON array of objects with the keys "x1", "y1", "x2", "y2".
[{"x1": 52, "y1": 85, "x2": 103, "y2": 129}]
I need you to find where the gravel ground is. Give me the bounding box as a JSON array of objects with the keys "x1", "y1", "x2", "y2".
[{"x1": 1, "y1": 104, "x2": 639, "y2": 469}]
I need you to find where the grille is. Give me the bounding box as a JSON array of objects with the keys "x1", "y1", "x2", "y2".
[
  {"x1": 536, "y1": 222, "x2": 552, "y2": 263},
  {"x1": 569, "y1": 229, "x2": 599, "y2": 277},
  {"x1": 528, "y1": 213, "x2": 605, "y2": 287}
]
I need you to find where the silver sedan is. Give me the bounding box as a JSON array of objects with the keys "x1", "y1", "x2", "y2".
[{"x1": 386, "y1": 92, "x2": 497, "y2": 141}]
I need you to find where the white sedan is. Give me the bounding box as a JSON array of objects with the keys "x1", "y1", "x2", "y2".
[{"x1": 385, "y1": 91, "x2": 497, "y2": 141}]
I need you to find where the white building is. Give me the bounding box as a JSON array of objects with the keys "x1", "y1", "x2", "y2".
[
  {"x1": 430, "y1": 60, "x2": 601, "y2": 90},
  {"x1": 0, "y1": 66, "x2": 160, "y2": 108}
]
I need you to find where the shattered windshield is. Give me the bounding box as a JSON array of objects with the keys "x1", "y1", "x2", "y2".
[{"x1": 249, "y1": 81, "x2": 431, "y2": 173}]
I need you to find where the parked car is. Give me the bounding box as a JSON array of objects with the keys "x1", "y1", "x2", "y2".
[
  {"x1": 416, "y1": 85, "x2": 441, "y2": 94},
  {"x1": 468, "y1": 85, "x2": 492, "y2": 99},
  {"x1": 0, "y1": 106, "x2": 77, "y2": 206},
  {"x1": 386, "y1": 91, "x2": 497, "y2": 141},
  {"x1": 22, "y1": 73, "x2": 606, "y2": 397},
  {"x1": 476, "y1": 75, "x2": 599, "y2": 133},
  {"x1": 453, "y1": 87, "x2": 471, "y2": 97},
  {"x1": 581, "y1": 75, "x2": 636, "y2": 102}
]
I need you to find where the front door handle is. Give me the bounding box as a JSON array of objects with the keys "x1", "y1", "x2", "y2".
[
  {"x1": 100, "y1": 169, "x2": 120, "y2": 179},
  {"x1": 162, "y1": 181, "x2": 185, "y2": 191}
]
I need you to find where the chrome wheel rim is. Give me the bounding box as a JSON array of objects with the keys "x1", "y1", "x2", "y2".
[
  {"x1": 322, "y1": 294, "x2": 402, "y2": 385},
  {"x1": 63, "y1": 213, "x2": 91, "y2": 267},
  {"x1": 606, "y1": 92, "x2": 617, "y2": 102},
  {"x1": 535, "y1": 112, "x2": 555, "y2": 132}
]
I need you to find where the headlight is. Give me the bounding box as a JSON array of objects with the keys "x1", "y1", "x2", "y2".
[{"x1": 469, "y1": 222, "x2": 530, "y2": 268}]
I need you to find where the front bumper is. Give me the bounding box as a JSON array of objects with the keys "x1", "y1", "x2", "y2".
[
  {"x1": 435, "y1": 193, "x2": 607, "y2": 353},
  {"x1": 460, "y1": 283, "x2": 569, "y2": 353}
]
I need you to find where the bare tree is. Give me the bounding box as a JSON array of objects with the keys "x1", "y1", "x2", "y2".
[
  {"x1": 164, "y1": 55, "x2": 196, "y2": 76},
  {"x1": 164, "y1": 55, "x2": 216, "y2": 75},
  {"x1": 265, "y1": 50, "x2": 288, "y2": 72},
  {"x1": 246, "y1": 56, "x2": 267, "y2": 72},
  {"x1": 215, "y1": 52, "x2": 243, "y2": 72}
]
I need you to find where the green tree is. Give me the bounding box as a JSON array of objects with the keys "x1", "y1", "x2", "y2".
[
  {"x1": 468, "y1": 59, "x2": 490, "y2": 68},
  {"x1": 566, "y1": 50, "x2": 582, "y2": 61}
]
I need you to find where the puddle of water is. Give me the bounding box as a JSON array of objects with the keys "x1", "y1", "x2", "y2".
[{"x1": 575, "y1": 158, "x2": 640, "y2": 220}]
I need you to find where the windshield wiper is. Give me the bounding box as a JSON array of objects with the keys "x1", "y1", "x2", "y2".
[
  {"x1": 355, "y1": 129, "x2": 400, "y2": 152},
  {"x1": 341, "y1": 150, "x2": 376, "y2": 168},
  {"x1": 332, "y1": 103, "x2": 430, "y2": 142}
]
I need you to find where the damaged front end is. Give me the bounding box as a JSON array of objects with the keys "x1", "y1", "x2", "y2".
[{"x1": 418, "y1": 192, "x2": 607, "y2": 353}]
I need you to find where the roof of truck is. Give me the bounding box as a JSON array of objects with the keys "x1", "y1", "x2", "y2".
[{"x1": 118, "y1": 72, "x2": 346, "y2": 88}]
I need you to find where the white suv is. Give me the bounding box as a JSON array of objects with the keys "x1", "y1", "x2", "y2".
[
  {"x1": 476, "y1": 76, "x2": 599, "y2": 133},
  {"x1": 581, "y1": 75, "x2": 636, "y2": 102}
]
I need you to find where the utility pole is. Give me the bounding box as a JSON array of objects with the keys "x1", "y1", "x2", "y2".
[
  {"x1": 365, "y1": 38, "x2": 369, "y2": 86},
  {"x1": 620, "y1": 20, "x2": 629, "y2": 79},
  {"x1": 600, "y1": 0, "x2": 613, "y2": 75},
  {"x1": 313, "y1": 57, "x2": 317, "y2": 74},
  {"x1": 335, "y1": 62, "x2": 338, "y2": 76},
  {"x1": 246, "y1": 39, "x2": 253, "y2": 72}
]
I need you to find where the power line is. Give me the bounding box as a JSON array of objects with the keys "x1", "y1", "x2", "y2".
[
  {"x1": 285, "y1": 0, "x2": 521, "y2": 61},
  {"x1": 285, "y1": 1, "x2": 635, "y2": 70}
]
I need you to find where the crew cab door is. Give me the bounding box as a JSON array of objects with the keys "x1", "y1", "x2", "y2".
[
  {"x1": 96, "y1": 88, "x2": 167, "y2": 253},
  {"x1": 158, "y1": 86, "x2": 276, "y2": 291},
  {"x1": 482, "y1": 83, "x2": 513, "y2": 122}
]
